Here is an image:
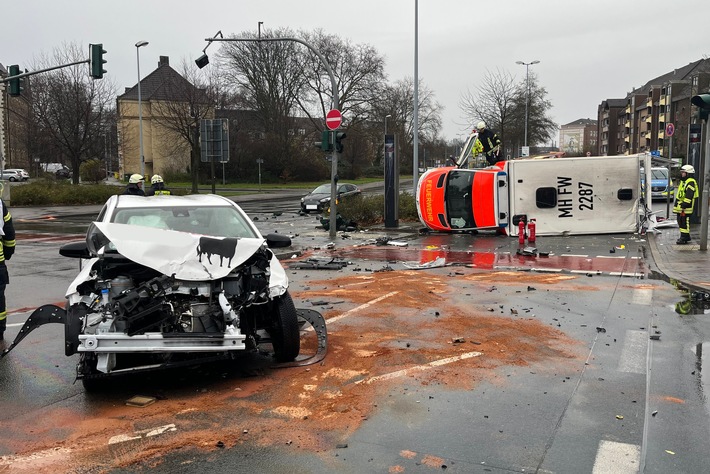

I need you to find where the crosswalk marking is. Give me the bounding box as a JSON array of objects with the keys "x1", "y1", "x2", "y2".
[
  {"x1": 592, "y1": 440, "x2": 640, "y2": 473},
  {"x1": 618, "y1": 330, "x2": 648, "y2": 374}
]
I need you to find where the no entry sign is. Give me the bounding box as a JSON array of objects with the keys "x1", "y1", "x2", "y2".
[{"x1": 326, "y1": 109, "x2": 342, "y2": 130}]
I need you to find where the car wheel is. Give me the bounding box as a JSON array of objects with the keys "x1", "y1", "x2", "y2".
[
  {"x1": 9, "y1": 177, "x2": 16, "y2": 182},
  {"x1": 78, "y1": 353, "x2": 105, "y2": 392},
  {"x1": 270, "y1": 291, "x2": 300, "y2": 362}
]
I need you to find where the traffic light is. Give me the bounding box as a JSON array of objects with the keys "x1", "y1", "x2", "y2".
[
  {"x1": 314, "y1": 130, "x2": 332, "y2": 152},
  {"x1": 8, "y1": 64, "x2": 23, "y2": 97},
  {"x1": 692, "y1": 94, "x2": 710, "y2": 121},
  {"x1": 89, "y1": 43, "x2": 107, "y2": 79},
  {"x1": 334, "y1": 131, "x2": 346, "y2": 153}
]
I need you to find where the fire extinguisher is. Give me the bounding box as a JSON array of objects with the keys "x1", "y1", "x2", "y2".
[
  {"x1": 518, "y1": 219, "x2": 526, "y2": 244},
  {"x1": 528, "y1": 219, "x2": 536, "y2": 243}
]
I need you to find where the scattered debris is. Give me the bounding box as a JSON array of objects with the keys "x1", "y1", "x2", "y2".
[
  {"x1": 516, "y1": 246, "x2": 538, "y2": 256},
  {"x1": 216, "y1": 441, "x2": 225, "y2": 448},
  {"x1": 291, "y1": 258, "x2": 348, "y2": 270},
  {"x1": 527, "y1": 286, "x2": 536, "y2": 291},
  {"x1": 403, "y1": 257, "x2": 446, "y2": 270},
  {"x1": 615, "y1": 415, "x2": 624, "y2": 420},
  {"x1": 652, "y1": 410, "x2": 658, "y2": 417},
  {"x1": 452, "y1": 337, "x2": 465, "y2": 344},
  {"x1": 374, "y1": 265, "x2": 394, "y2": 272},
  {"x1": 650, "y1": 334, "x2": 661, "y2": 341},
  {"x1": 596, "y1": 327, "x2": 607, "y2": 333},
  {"x1": 125, "y1": 395, "x2": 157, "y2": 407}
]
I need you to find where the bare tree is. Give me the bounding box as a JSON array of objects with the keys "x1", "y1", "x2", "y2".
[
  {"x1": 297, "y1": 30, "x2": 386, "y2": 124},
  {"x1": 378, "y1": 77, "x2": 443, "y2": 173},
  {"x1": 215, "y1": 28, "x2": 309, "y2": 181},
  {"x1": 459, "y1": 69, "x2": 557, "y2": 153},
  {"x1": 30, "y1": 42, "x2": 117, "y2": 183},
  {"x1": 458, "y1": 68, "x2": 518, "y2": 144},
  {"x1": 145, "y1": 58, "x2": 215, "y2": 192}
]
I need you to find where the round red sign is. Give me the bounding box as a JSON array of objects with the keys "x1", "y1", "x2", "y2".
[
  {"x1": 666, "y1": 123, "x2": 675, "y2": 137},
  {"x1": 326, "y1": 109, "x2": 342, "y2": 130}
]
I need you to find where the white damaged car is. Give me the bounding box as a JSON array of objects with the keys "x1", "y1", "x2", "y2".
[{"x1": 2, "y1": 194, "x2": 321, "y2": 389}]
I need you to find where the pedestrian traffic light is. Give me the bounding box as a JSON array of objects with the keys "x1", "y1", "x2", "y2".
[
  {"x1": 334, "y1": 132, "x2": 346, "y2": 153},
  {"x1": 692, "y1": 94, "x2": 710, "y2": 121},
  {"x1": 89, "y1": 43, "x2": 107, "y2": 79},
  {"x1": 313, "y1": 130, "x2": 332, "y2": 152},
  {"x1": 8, "y1": 64, "x2": 23, "y2": 97}
]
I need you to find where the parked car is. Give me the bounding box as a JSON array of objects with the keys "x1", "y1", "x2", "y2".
[
  {"x1": 3, "y1": 168, "x2": 29, "y2": 181},
  {"x1": 55, "y1": 167, "x2": 73, "y2": 179},
  {"x1": 300, "y1": 183, "x2": 362, "y2": 213},
  {"x1": 3, "y1": 194, "x2": 299, "y2": 390},
  {"x1": 0, "y1": 170, "x2": 22, "y2": 182},
  {"x1": 641, "y1": 167, "x2": 672, "y2": 201}
]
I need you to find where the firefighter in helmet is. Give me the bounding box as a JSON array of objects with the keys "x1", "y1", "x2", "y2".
[
  {"x1": 673, "y1": 164, "x2": 699, "y2": 244},
  {"x1": 122, "y1": 174, "x2": 146, "y2": 196},
  {"x1": 146, "y1": 175, "x2": 171, "y2": 196},
  {"x1": 476, "y1": 121, "x2": 503, "y2": 166}
]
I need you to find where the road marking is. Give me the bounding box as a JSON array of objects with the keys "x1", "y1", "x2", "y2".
[
  {"x1": 618, "y1": 330, "x2": 648, "y2": 374},
  {"x1": 108, "y1": 423, "x2": 177, "y2": 445},
  {"x1": 592, "y1": 440, "x2": 640, "y2": 473},
  {"x1": 561, "y1": 254, "x2": 589, "y2": 258},
  {"x1": 356, "y1": 351, "x2": 482, "y2": 385},
  {"x1": 325, "y1": 291, "x2": 399, "y2": 325},
  {"x1": 631, "y1": 288, "x2": 653, "y2": 306},
  {"x1": 0, "y1": 447, "x2": 72, "y2": 466}
]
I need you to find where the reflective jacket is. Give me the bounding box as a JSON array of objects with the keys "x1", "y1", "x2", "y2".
[
  {"x1": 673, "y1": 176, "x2": 699, "y2": 214},
  {"x1": 478, "y1": 129, "x2": 501, "y2": 155}
]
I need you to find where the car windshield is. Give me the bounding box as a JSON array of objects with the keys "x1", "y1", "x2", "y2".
[
  {"x1": 445, "y1": 170, "x2": 475, "y2": 229},
  {"x1": 312, "y1": 184, "x2": 331, "y2": 194},
  {"x1": 112, "y1": 205, "x2": 258, "y2": 238},
  {"x1": 651, "y1": 168, "x2": 668, "y2": 180}
]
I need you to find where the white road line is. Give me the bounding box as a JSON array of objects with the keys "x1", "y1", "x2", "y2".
[
  {"x1": 592, "y1": 440, "x2": 641, "y2": 474},
  {"x1": 325, "y1": 291, "x2": 399, "y2": 325},
  {"x1": 355, "y1": 351, "x2": 482, "y2": 385},
  {"x1": 618, "y1": 330, "x2": 648, "y2": 374},
  {"x1": 108, "y1": 423, "x2": 177, "y2": 445},
  {"x1": 631, "y1": 288, "x2": 653, "y2": 306},
  {"x1": 596, "y1": 255, "x2": 625, "y2": 259},
  {"x1": 561, "y1": 254, "x2": 589, "y2": 258},
  {"x1": 0, "y1": 447, "x2": 72, "y2": 466}
]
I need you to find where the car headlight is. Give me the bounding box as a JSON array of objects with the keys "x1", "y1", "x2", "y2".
[
  {"x1": 301, "y1": 197, "x2": 305, "y2": 203},
  {"x1": 319, "y1": 197, "x2": 331, "y2": 204}
]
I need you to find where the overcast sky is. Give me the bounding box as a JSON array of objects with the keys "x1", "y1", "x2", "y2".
[{"x1": 5, "y1": 0, "x2": 709, "y2": 143}]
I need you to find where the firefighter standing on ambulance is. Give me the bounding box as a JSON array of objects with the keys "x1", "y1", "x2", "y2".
[
  {"x1": 0, "y1": 199, "x2": 16, "y2": 340},
  {"x1": 673, "y1": 164, "x2": 699, "y2": 245},
  {"x1": 476, "y1": 121, "x2": 503, "y2": 166}
]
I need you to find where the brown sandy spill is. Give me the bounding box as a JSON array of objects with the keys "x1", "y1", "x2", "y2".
[{"x1": 1, "y1": 269, "x2": 586, "y2": 472}]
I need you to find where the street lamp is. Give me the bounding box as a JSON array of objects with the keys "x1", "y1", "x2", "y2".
[
  {"x1": 136, "y1": 40, "x2": 149, "y2": 178},
  {"x1": 516, "y1": 60, "x2": 540, "y2": 150},
  {"x1": 384, "y1": 114, "x2": 392, "y2": 135}
]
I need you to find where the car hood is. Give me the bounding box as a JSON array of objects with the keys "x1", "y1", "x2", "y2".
[
  {"x1": 304, "y1": 193, "x2": 330, "y2": 201},
  {"x1": 94, "y1": 222, "x2": 276, "y2": 280}
]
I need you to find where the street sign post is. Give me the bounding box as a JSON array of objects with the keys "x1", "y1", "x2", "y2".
[{"x1": 326, "y1": 109, "x2": 342, "y2": 131}]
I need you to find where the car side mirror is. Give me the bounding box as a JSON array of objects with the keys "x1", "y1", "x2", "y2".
[
  {"x1": 59, "y1": 241, "x2": 91, "y2": 259},
  {"x1": 265, "y1": 233, "x2": 291, "y2": 248}
]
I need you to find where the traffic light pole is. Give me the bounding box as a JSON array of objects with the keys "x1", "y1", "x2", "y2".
[
  {"x1": 701, "y1": 119, "x2": 710, "y2": 251},
  {"x1": 201, "y1": 35, "x2": 341, "y2": 239}
]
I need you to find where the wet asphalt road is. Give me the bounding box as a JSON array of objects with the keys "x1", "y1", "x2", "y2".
[{"x1": 2, "y1": 197, "x2": 710, "y2": 473}]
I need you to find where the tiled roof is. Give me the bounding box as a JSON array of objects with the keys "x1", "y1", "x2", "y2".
[{"x1": 118, "y1": 56, "x2": 209, "y2": 104}]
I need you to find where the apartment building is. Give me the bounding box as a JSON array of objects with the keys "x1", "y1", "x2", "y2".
[
  {"x1": 559, "y1": 118, "x2": 597, "y2": 156},
  {"x1": 598, "y1": 58, "x2": 710, "y2": 161}
]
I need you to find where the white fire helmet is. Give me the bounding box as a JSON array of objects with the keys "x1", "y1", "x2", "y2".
[{"x1": 681, "y1": 164, "x2": 695, "y2": 174}]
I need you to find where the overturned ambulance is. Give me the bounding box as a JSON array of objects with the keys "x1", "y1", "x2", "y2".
[{"x1": 416, "y1": 131, "x2": 644, "y2": 237}]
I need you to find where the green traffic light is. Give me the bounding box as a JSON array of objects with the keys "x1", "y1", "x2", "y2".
[
  {"x1": 90, "y1": 43, "x2": 107, "y2": 79},
  {"x1": 8, "y1": 64, "x2": 23, "y2": 96}
]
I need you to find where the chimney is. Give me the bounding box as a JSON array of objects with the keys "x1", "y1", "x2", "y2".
[{"x1": 159, "y1": 56, "x2": 169, "y2": 67}]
